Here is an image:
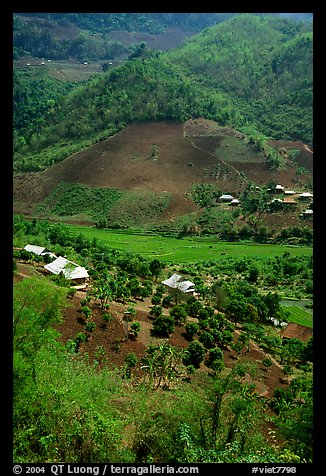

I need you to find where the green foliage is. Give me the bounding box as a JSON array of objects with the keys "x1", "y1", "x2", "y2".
[
  {"x1": 190, "y1": 183, "x2": 222, "y2": 208},
  {"x1": 125, "y1": 352, "x2": 138, "y2": 368},
  {"x1": 152, "y1": 314, "x2": 174, "y2": 337},
  {"x1": 169, "y1": 304, "x2": 188, "y2": 325},
  {"x1": 84, "y1": 321, "x2": 96, "y2": 332},
  {"x1": 129, "y1": 322, "x2": 141, "y2": 339},
  {"x1": 81, "y1": 305, "x2": 92, "y2": 319},
  {"x1": 36, "y1": 181, "x2": 122, "y2": 223},
  {"x1": 183, "y1": 340, "x2": 206, "y2": 368},
  {"x1": 185, "y1": 321, "x2": 199, "y2": 340}
]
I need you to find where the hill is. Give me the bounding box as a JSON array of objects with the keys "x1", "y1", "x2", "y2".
[
  {"x1": 13, "y1": 119, "x2": 313, "y2": 234},
  {"x1": 13, "y1": 14, "x2": 313, "y2": 175}
]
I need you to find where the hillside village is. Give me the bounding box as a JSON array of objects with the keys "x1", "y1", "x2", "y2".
[{"x1": 12, "y1": 12, "x2": 313, "y2": 465}]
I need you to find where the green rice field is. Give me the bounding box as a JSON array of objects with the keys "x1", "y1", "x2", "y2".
[
  {"x1": 65, "y1": 224, "x2": 313, "y2": 264},
  {"x1": 281, "y1": 300, "x2": 313, "y2": 328}
]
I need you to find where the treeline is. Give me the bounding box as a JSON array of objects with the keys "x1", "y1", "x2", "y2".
[
  {"x1": 13, "y1": 15, "x2": 130, "y2": 61},
  {"x1": 15, "y1": 13, "x2": 235, "y2": 36}
]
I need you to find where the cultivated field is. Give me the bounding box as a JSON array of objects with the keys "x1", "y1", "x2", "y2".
[
  {"x1": 65, "y1": 224, "x2": 313, "y2": 264},
  {"x1": 13, "y1": 119, "x2": 313, "y2": 230}
]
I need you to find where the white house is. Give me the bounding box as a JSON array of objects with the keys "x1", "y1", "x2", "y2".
[
  {"x1": 275, "y1": 184, "x2": 285, "y2": 193},
  {"x1": 24, "y1": 244, "x2": 56, "y2": 258},
  {"x1": 219, "y1": 194, "x2": 234, "y2": 202},
  {"x1": 299, "y1": 192, "x2": 313, "y2": 200},
  {"x1": 162, "y1": 273, "x2": 195, "y2": 294},
  {"x1": 44, "y1": 256, "x2": 89, "y2": 283},
  {"x1": 229, "y1": 198, "x2": 240, "y2": 206}
]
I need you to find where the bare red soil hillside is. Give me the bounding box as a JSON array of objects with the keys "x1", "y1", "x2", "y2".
[{"x1": 13, "y1": 119, "x2": 313, "y2": 223}]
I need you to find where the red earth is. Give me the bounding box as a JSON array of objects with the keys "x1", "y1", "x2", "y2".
[
  {"x1": 13, "y1": 119, "x2": 313, "y2": 230},
  {"x1": 14, "y1": 261, "x2": 290, "y2": 399}
]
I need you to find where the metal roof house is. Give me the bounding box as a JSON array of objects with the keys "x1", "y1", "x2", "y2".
[
  {"x1": 24, "y1": 244, "x2": 56, "y2": 258},
  {"x1": 299, "y1": 192, "x2": 313, "y2": 200},
  {"x1": 219, "y1": 194, "x2": 234, "y2": 202},
  {"x1": 44, "y1": 256, "x2": 89, "y2": 283},
  {"x1": 162, "y1": 273, "x2": 195, "y2": 294}
]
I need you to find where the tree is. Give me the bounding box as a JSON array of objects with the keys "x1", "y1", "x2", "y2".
[
  {"x1": 183, "y1": 340, "x2": 205, "y2": 368},
  {"x1": 207, "y1": 346, "x2": 224, "y2": 372},
  {"x1": 91, "y1": 275, "x2": 113, "y2": 310},
  {"x1": 140, "y1": 343, "x2": 183, "y2": 389},
  {"x1": 152, "y1": 314, "x2": 174, "y2": 337},
  {"x1": 169, "y1": 304, "x2": 188, "y2": 325},
  {"x1": 185, "y1": 322, "x2": 199, "y2": 340},
  {"x1": 129, "y1": 322, "x2": 141, "y2": 340},
  {"x1": 210, "y1": 284, "x2": 228, "y2": 311}
]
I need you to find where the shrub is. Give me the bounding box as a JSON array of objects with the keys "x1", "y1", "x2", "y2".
[
  {"x1": 129, "y1": 321, "x2": 141, "y2": 339},
  {"x1": 125, "y1": 352, "x2": 138, "y2": 368},
  {"x1": 81, "y1": 305, "x2": 92, "y2": 318},
  {"x1": 85, "y1": 321, "x2": 96, "y2": 332},
  {"x1": 185, "y1": 322, "x2": 199, "y2": 340},
  {"x1": 102, "y1": 313, "x2": 113, "y2": 323},
  {"x1": 152, "y1": 315, "x2": 174, "y2": 336},
  {"x1": 74, "y1": 332, "x2": 88, "y2": 344},
  {"x1": 183, "y1": 340, "x2": 205, "y2": 368}
]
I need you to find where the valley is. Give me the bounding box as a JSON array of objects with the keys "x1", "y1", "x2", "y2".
[{"x1": 12, "y1": 12, "x2": 314, "y2": 466}]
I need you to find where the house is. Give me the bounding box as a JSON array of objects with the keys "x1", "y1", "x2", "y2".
[
  {"x1": 162, "y1": 273, "x2": 195, "y2": 294},
  {"x1": 267, "y1": 317, "x2": 288, "y2": 328},
  {"x1": 229, "y1": 198, "x2": 240, "y2": 206},
  {"x1": 299, "y1": 192, "x2": 313, "y2": 200},
  {"x1": 275, "y1": 184, "x2": 285, "y2": 193},
  {"x1": 44, "y1": 256, "x2": 89, "y2": 284},
  {"x1": 24, "y1": 244, "x2": 56, "y2": 258},
  {"x1": 219, "y1": 194, "x2": 234, "y2": 202},
  {"x1": 302, "y1": 209, "x2": 313, "y2": 219},
  {"x1": 282, "y1": 198, "x2": 297, "y2": 205},
  {"x1": 284, "y1": 190, "x2": 295, "y2": 195}
]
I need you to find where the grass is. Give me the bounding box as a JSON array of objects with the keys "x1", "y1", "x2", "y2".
[
  {"x1": 64, "y1": 224, "x2": 313, "y2": 264},
  {"x1": 281, "y1": 299, "x2": 313, "y2": 328}
]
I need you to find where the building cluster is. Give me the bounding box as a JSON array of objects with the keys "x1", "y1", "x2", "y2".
[
  {"x1": 23, "y1": 245, "x2": 89, "y2": 287},
  {"x1": 269, "y1": 184, "x2": 313, "y2": 218}
]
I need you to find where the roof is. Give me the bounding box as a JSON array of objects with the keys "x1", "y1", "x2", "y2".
[
  {"x1": 44, "y1": 256, "x2": 89, "y2": 280},
  {"x1": 24, "y1": 244, "x2": 46, "y2": 255},
  {"x1": 275, "y1": 184, "x2": 284, "y2": 190},
  {"x1": 229, "y1": 199, "x2": 240, "y2": 205},
  {"x1": 219, "y1": 194, "x2": 234, "y2": 201},
  {"x1": 299, "y1": 192, "x2": 313, "y2": 198},
  {"x1": 162, "y1": 273, "x2": 195, "y2": 293},
  {"x1": 281, "y1": 322, "x2": 313, "y2": 342}
]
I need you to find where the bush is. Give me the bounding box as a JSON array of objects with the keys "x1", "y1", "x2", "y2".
[
  {"x1": 74, "y1": 332, "x2": 88, "y2": 344},
  {"x1": 85, "y1": 321, "x2": 96, "y2": 332},
  {"x1": 152, "y1": 315, "x2": 174, "y2": 336},
  {"x1": 129, "y1": 321, "x2": 141, "y2": 339},
  {"x1": 183, "y1": 340, "x2": 205, "y2": 368},
  {"x1": 81, "y1": 305, "x2": 92, "y2": 318},
  {"x1": 185, "y1": 322, "x2": 199, "y2": 340},
  {"x1": 102, "y1": 313, "x2": 113, "y2": 323}
]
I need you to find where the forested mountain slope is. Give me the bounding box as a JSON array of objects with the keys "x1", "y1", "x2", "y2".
[
  {"x1": 167, "y1": 14, "x2": 313, "y2": 143},
  {"x1": 13, "y1": 14, "x2": 312, "y2": 174}
]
